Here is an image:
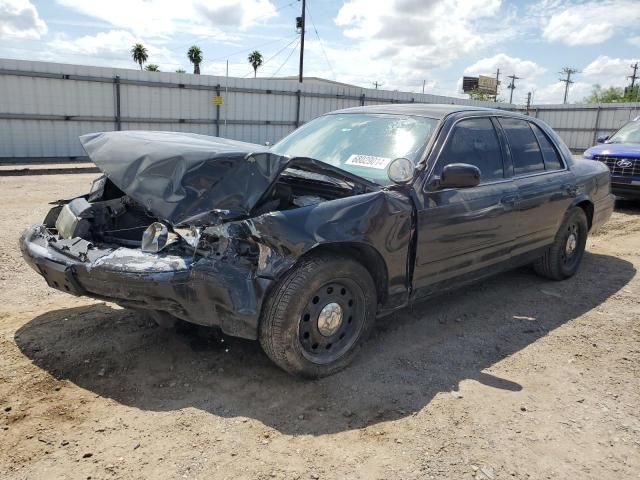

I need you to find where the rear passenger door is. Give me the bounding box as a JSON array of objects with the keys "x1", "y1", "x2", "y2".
[
  {"x1": 497, "y1": 117, "x2": 575, "y2": 256},
  {"x1": 412, "y1": 116, "x2": 519, "y2": 297}
]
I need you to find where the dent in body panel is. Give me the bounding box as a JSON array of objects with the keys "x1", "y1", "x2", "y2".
[
  {"x1": 413, "y1": 180, "x2": 518, "y2": 291},
  {"x1": 222, "y1": 189, "x2": 415, "y2": 310}
]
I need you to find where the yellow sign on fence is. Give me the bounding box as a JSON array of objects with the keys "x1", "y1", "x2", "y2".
[{"x1": 213, "y1": 95, "x2": 224, "y2": 106}]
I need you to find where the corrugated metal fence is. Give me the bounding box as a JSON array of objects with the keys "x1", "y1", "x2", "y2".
[{"x1": 1, "y1": 58, "x2": 639, "y2": 161}]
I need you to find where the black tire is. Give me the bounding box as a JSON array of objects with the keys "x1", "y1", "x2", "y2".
[
  {"x1": 533, "y1": 207, "x2": 588, "y2": 281},
  {"x1": 259, "y1": 253, "x2": 377, "y2": 378}
]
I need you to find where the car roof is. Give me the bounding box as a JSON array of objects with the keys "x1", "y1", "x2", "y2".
[{"x1": 328, "y1": 103, "x2": 508, "y2": 120}]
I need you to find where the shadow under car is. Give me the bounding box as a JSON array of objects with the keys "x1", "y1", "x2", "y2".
[{"x1": 15, "y1": 251, "x2": 635, "y2": 435}]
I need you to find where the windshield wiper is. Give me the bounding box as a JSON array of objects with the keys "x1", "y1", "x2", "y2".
[{"x1": 282, "y1": 168, "x2": 352, "y2": 188}]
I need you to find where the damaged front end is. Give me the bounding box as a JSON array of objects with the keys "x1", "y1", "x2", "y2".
[{"x1": 21, "y1": 131, "x2": 396, "y2": 339}]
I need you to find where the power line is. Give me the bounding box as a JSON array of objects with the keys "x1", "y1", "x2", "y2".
[
  {"x1": 559, "y1": 67, "x2": 579, "y2": 104},
  {"x1": 242, "y1": 36, "x2": 300, "y2": 77},
  {"x1": 171, "y1": 1, "x2": 298, "y2": 61},
  {"x1": 305, "y1": 2, "x2": 336, "y2": 81},
  {"x1": 177, "y1": 36, "x2": 288, "y2": 65},
  {"x1": 506, "y1": 74, "x2": 521, "y2": 104},
  {"x1": 270, "y1": 38, "x2": 300, "y2": 77}
]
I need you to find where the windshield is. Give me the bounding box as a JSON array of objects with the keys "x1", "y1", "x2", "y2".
[
  {"x1": 609, "y1": 121, "x2": 640, "y2": 144},
  {"x1": 271, "y1": 113, "x2": 438, "y2": 185}
]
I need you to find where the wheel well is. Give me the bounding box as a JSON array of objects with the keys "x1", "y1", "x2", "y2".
[
  {"x1": 301, "y1": 243, "x2": 389, "y2": 305},
  {"x1": 575, "y1": 200, "x2": 594, "y2": 230}
]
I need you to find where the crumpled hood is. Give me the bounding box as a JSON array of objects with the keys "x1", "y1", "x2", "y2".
[{"x1": 80, "y1": 131, "x2": 290, "y2": 226}]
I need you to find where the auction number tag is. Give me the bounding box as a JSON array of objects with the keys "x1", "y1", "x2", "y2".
[{"x1": 345, "y1": 154, "x2": 391, "y2": 170}]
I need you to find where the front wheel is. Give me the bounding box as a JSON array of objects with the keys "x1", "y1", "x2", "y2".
[
  {"x1": 259, "y1": 253, "x2": 377, "y2": 378},
  {"x1": 534, "y1": 207, "x2": 588, "y2": 280}
]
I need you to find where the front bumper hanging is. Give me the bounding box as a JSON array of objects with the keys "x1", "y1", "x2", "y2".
[{"x1": 20, "y1": 224, "x2": 272, "y2": 339}]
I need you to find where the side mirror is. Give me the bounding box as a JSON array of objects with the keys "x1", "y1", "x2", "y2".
[
  {"x1": 436, "y1": 163, "x2": 481, "y2": 189},
  {"x1": 596, "y1": 135, "x2": 609, "y2": 144},
  {"x1": 387, "y1": 157, "x2": 414, "y2": 184}
]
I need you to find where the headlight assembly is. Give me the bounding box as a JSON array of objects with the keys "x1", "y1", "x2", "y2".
[{"x1": 141, "y1": 222, "x2": 177, "y2": 253}]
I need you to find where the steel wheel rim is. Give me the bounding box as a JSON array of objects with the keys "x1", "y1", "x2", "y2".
[
  {"x1": 297, "y1": 278, "x2": 366, "y2": 364},
  {"x1": 561, "y1": 221, "x2": 580, "y2": 268}
]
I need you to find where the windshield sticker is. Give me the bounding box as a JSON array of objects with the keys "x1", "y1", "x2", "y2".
[{"x1": 345, "y1": 154, "x2": 392, "y2": 170}]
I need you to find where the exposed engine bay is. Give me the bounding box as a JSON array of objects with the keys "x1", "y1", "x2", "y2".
[{"x1": 46, "y1": 169, "x2": 361, "y2": 252}]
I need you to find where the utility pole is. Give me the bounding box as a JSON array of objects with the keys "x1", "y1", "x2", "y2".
[
  {"x1": 526, "y1": 91, "x2": 532, "y2": 114},
  {"x1": 629, "y1": 62, "x2": 639, "y2": 89},
  {"x1": 507, "y1": 74, "x2": 521, "y2": 104},
  {"x1": 372, "y1": 81, "x2": 383, "y2": 89},
  {"x1": 296, "y1": 0, "x2": 306, "y2": 83},
  {"x1": 559, "y1": 67, "x2": 578, "y2": 104},
  {"x1": 494, "y1": 68, "x2": 500, "y2": 102},
  {"x1": 422, "y1": 80, "x2": 426, "y2": 94}
]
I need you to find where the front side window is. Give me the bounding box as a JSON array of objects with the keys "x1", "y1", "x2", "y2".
[
  {"x1": 271, "y1": 113, "x2": 438, "y2": 185},
  {"x1": 608, "y1": 121, "x2": 640, "y2": 144},
  {"x1": 437, "y1": 117, "x2": 504, "y2": 183},
  {"x1": 499, "y1": 118, "x2": 545, "y2": 175}
]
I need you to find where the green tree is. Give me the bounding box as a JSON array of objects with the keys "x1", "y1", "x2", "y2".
[
  {"x1": 145, "y1": 64, "x2": 160, "y2": 72},
  {"x1": 175, "y1": 68, "x2": 186, "y2": 73},
  {"x1": 584, "y1": 84, "x2": 640, "y2": 103},
  {"x1": 131, "y1": 43, "x2": 148, "y2": 71},
  {"x1": 248, "y1": 50, "x2": 263, "y2": 78},
  {"x1": 467, "y1": 88, "x2": 495, "y2": 101},
  {"x1": 187, "y1": 45, "x2": 203, "y2": 74}
]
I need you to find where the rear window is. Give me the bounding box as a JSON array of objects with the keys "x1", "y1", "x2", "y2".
[
  {"x1": 499, "y1": 118, "x2": 545, "y2": 175},
  {"x1": 531, "y1": 123, "x2": 563, "y2": 171}
]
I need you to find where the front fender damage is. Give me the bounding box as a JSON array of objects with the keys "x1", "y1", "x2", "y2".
[{"x1": 193, "y1": 188, "x2": 415, "y2": 328}]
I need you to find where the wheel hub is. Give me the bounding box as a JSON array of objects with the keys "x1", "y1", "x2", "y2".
[
  {"x1": 317, "y1": 302, "x2": 343, "y2": 336},
  {"x1": 565, "y1": 232, "x2": 577, "y2": 256},
  {"x1": 297, "y1": 280, "x2": 364, "y2": 364}
]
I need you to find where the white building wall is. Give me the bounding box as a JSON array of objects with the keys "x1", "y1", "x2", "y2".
[{"x1": 1, "y1": 58, "x2": 639, "y2": 160}]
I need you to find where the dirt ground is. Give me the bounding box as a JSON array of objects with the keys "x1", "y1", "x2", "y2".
[{"x1": 0, "y1": 173, "x2": 639, "y2": 480}]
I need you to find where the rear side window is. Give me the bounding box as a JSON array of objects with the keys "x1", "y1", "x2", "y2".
[
  {"x1": 499, "y1": 118, "x2": 544, "y2": 175},
  {"x1": 438, "y1": 117, "x2": 504, "y2": 182},
  {"x1": 531, "y1": 123, "x2": 563, "y2": 170}
]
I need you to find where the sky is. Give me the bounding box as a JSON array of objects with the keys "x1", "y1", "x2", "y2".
[{"x1": 1, "y1": 0, "x2": 639, "y2": 104}]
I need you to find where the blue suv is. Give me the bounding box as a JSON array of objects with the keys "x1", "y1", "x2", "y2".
[{"x1": 584, "y1": 116, "x2": 640, "y2": 199}]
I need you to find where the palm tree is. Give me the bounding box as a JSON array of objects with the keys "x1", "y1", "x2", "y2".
[
  {"x1": 145, "y1": 64, "x2": 159, "y2": 72},
  {"x1": 248, "y1": 50, "x2": 263, "y2": 78},
  {"x1": 187, "y1": 45, "x2": 203, "y2": 74},
  {"x1": 131, "y1": 43, "x2": 148, "y2": 71}
]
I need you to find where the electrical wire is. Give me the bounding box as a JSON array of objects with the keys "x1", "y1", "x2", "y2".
[
  {"x1": 242, "y1": 36, "x2": 300, "y2": 78},
  {"x1": 305, "y1": 2, "x2": 336, "y2": 81},
  {"x1": 269, "y1": 37, "x2": 300, "y2": 78},
  {"x1": 208, "y1": 37, "x2": 282, "y2": 63},
  {"x1": 169, "y1": 1, "x2": 298, "y2": 61}
]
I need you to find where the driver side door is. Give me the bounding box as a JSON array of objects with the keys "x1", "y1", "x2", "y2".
[{"x1": 411, "y1": 116, "x2": 519, "y2": 299}]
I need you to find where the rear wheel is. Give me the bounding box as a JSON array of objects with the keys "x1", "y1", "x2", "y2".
[
  {"x1": 534, "y1": 207, "x2": 588, "y2": 280},
  {"x1": 259, "y1": 253, "x2": 377, "y2": 378}
]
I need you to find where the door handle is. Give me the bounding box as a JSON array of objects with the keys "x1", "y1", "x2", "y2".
[
  {"x1": 501, "y1": 195, "x2": 518, "y2": 206},
  {"x1": 562, "y1": 184, "x2": 578, "y2": 197}
]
